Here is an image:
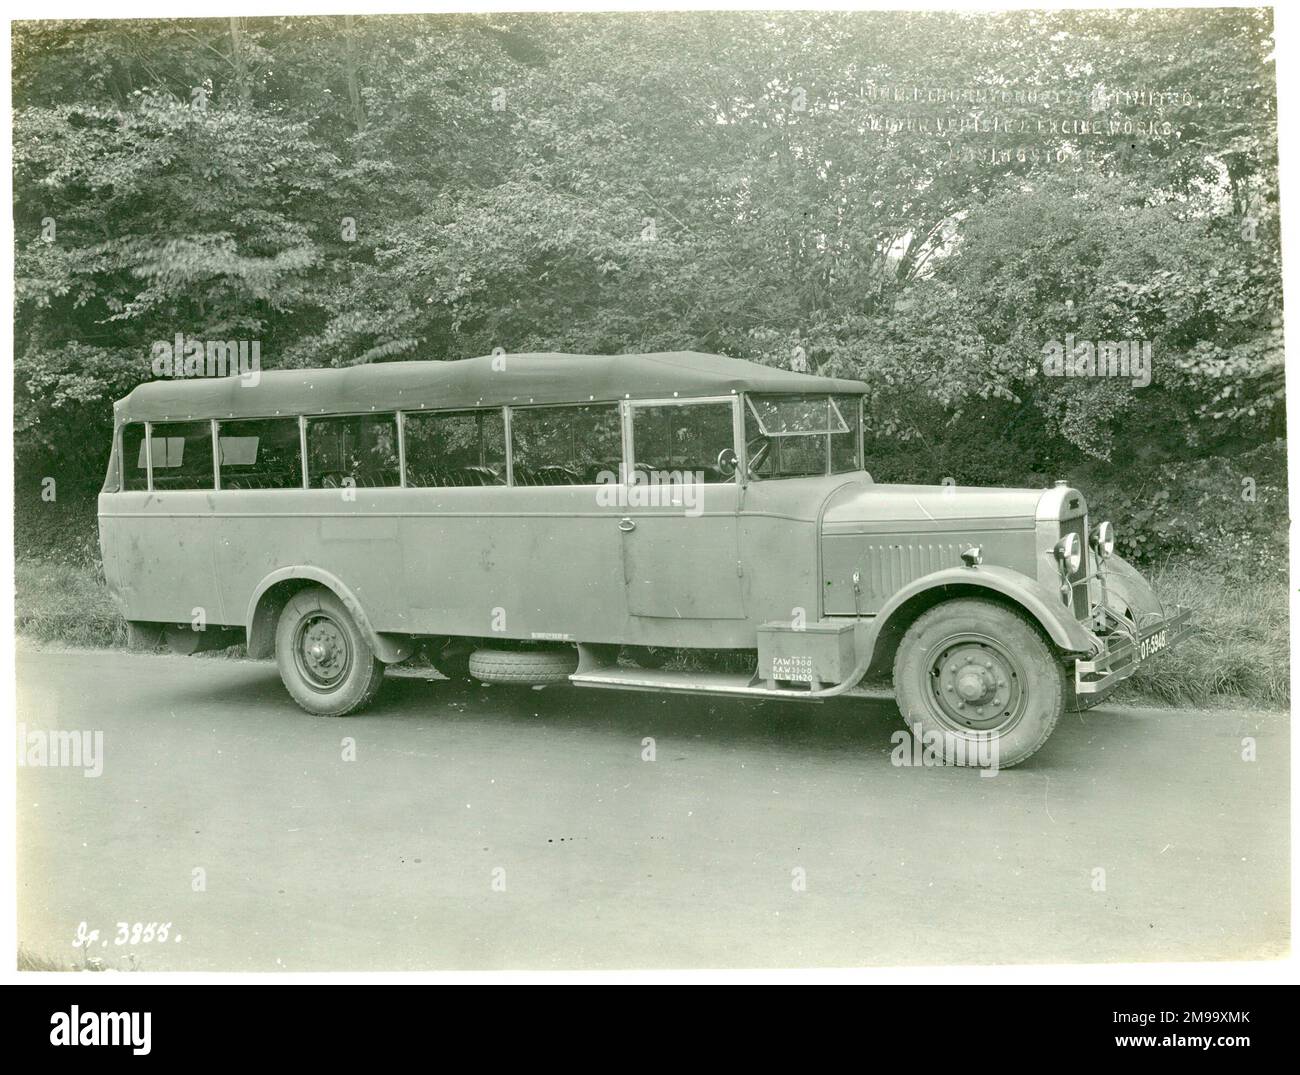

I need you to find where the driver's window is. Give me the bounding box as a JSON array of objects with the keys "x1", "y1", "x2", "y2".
[{"x1": 630, "y1": 401, "x2": 736, "y2": 483}]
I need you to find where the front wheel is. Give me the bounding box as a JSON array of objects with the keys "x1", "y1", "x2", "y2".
[
  {"x1": 275, "y1": 586, "x2": 385, "y2": 716},
  {"x1": 892, "y1": 598, "x2": 1066, "y2": 769}
]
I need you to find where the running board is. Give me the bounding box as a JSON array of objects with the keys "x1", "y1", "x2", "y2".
[{"x1": 568, "y1": 666, "x2": 894, "y2": 701}]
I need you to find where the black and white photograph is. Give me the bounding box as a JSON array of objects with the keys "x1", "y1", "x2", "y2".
[{"x1": 2, "y1": 0, "x2": 1295, "y2": 1006}]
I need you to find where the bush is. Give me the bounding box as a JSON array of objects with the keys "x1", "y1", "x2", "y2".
[
  {"x1": 1080, "y1": 440, "x2": 1286, "y2": 574},
  {"x1": 13, "y1": 484, "x2": 102, "y2": 568}
]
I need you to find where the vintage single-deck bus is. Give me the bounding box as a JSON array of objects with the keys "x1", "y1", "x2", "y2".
[{"x1": 98, "y1": 351, "x2": 1191, "y2": 767}]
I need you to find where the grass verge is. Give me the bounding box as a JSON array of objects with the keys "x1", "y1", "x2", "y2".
[
  {"x1": 15, "y1": 559, "x2": 128, "y2": 648},
  {"x1": 1115, "y1": 561, "x2": 1289, "y2": 708}
]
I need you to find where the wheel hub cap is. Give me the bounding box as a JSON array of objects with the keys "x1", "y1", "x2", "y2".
[
  {"x1": 296, "y1": 615, "x2": 351, "y2": 689},
  {"x1": 927, "y1": 637, "x2": 1024, "y2": 732}
]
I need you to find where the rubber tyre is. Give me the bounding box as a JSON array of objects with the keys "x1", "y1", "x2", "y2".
[
  {"x1": 468, "y1": 647, "x2": 578, "y2": 685},
  {"x1": 275, "y1": 586, "x2": 385, "y2": 716},
  {"x1": 892, "y1": 598, "x2": 1066, "y2": 769}
]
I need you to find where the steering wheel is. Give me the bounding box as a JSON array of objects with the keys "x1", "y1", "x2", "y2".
[
  {"x1": 715, "y1": 447, "x2": 738, "y2": 479},
  {"x1": 745, "y1": 437, "x2": 771, "y2": 478}
]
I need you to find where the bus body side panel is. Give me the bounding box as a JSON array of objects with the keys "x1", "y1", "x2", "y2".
[
  {"x1": 389, "y1": 485, "x2": 763, "y2": 649},
  {"x1": 212, "y1": 490, "x2": 408, "y2": 634},
  {"x1": 101, "y1": 479, "x2": 868, "y2": 651},
  {"x1": 98, "y1": 492, "x2": 226, "y2": 624},
  {"x1": 734, "y1": 475, "x2": 862, "y2": 627},
  {"x1": 207, "y1": 486, "x2": 625, "y2": 643},
  {"x1": 395, "y1": 485, "x2": 624, "y2": 641},
  {"x1": 735, "y1": 511, "x2": 822, "y2": 624},
  {"x1": 209, "y1": 485, "x2": 764, "y2": 649}
]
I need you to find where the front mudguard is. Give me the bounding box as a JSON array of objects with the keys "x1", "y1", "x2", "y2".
[
  {"x1": 872, "y1": 563, "x2": 1101, "y2": 655},
  {"x1": 1096, "y1": 552, "x2": 1170, "y2": 629},
  {"x1": 1074, "y1": 554, "x2": 1193, "y2": 696}
]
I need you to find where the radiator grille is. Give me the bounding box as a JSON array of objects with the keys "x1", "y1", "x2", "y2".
[{"x1": 1060, "y1": 517, "x2": 1090, "y2": 619}]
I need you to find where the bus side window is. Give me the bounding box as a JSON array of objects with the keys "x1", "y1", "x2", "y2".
[
  {"x1": 404, "y1": 409, "x2": 506, "y2": 488},
  {"x1": 306, "y1": 414, "x2": 400, "y2": 490},
  {"x1": 122, "y1": 423, "x2": 149, "y2": 491},
  {"x1": 148, "y1": 421, "x2": 215, "y2": 490},
  {"x1": 631, "y1": 401, "x2": 736, "y2": 483},
  {"x1": 510, "y1": 403, "x2": 622, "y2": 486},
  {"x1": 217, "y1": 417, "x2": 304, "y2": 490}
]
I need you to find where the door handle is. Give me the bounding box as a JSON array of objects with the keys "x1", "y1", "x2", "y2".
[{"x1": 618, "y1": 517, "x2": 636, "y2": 532}]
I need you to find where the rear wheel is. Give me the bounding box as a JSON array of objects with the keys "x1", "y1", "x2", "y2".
[
  {"x1": 892, "y1": 598, "x2": 1066, "y2": 769},
  {"x1": 275, "y1": 586, "x2": 385, "y2": 716}
]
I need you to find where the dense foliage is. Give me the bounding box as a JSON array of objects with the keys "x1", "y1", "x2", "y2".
[{"x1": 12, "y1": 10, "x2": 1285, "y2": 571}]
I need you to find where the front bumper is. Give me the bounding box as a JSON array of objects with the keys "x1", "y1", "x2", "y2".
[{"x1": 1074, "y1": 605, "x2": 1194, "y2": 695}]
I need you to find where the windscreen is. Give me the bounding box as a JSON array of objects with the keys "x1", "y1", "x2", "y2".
[{"x1": 744, "y1": 394, "x2": 861, "y2": 478}]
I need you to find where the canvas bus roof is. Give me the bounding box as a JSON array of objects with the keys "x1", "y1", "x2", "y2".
[{"x1": 113, "y1": 351, "x2": 869, "y2": 423}]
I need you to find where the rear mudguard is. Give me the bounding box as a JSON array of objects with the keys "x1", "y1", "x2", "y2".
[{"x1": 245, "y1": 567, "x2": 415, "y2": 664}]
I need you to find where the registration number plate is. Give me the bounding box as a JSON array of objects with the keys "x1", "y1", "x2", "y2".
[{"x1": 1137, "y1": 629, "x2": 1169, "y2": 660}]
